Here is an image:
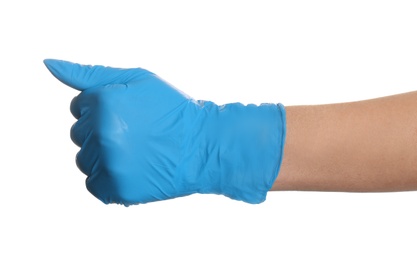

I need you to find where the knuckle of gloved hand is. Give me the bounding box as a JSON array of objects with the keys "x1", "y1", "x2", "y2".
[
  {"x1": 70, "y1": 96, "x2": 81, "y2": 119},
  {"x1": 70, "y1": 121, "x2": 83, "y2": 147},
  {"x1": 75, "y1": 150, "x2": 91, "y2": 176}
]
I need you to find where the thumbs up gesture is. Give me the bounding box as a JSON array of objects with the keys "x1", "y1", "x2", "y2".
[{"x1": 44, "y1": 59, "x2": 286, "y2": 206}]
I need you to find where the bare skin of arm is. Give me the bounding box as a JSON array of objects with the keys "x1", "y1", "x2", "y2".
[{"x1": 272, "y1": 91, "x2": 417, "y2": 192}]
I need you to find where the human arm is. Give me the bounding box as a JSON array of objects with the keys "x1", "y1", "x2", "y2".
[
  {"x1": 45, "y1": 59, "x2": 417, "y2": 205},
  {"x1": 273, "y1": 91, "x2": 417, "y2": 192}
]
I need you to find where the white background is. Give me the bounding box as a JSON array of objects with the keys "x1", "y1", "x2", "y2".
[{"x1": 1, "y1": 0, "x2": 417, "y2": 259}]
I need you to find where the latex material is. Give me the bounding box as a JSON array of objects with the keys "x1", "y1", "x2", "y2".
[{"x1": 44, "y1": 59, "x2": 286, "y2": 205}]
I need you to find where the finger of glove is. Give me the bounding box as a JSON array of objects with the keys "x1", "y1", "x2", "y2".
[
  {"x1": 69, "y1": 92, "x2": 95, "y2": 120},
  {"x1": 75, "y1": 136, "x2": 98, "y2": 176},
  {"x1": 44, "y1": 59, "x2": 152, "y2": 91},
  {"x1": 70, "y1": 95, "x2": 82, "y2": 119},
  {"x1": 85, "y1": 171, "x2": 120, "y2": 205},
  {"x1": 70, "y1": 118, "x2": 89, "y2": 147},
  {"x1": 75, "y1": 146, "x2": 98, "y2": 176}
]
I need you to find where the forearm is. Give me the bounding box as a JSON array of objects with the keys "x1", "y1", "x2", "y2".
[{"x1": 272, "y1": 91, "x2": 417, "y2": 192}]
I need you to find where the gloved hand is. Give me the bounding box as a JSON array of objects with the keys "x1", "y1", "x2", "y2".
[{"x1": 44, "y1": 59, "x2": 286, "y2": 206}]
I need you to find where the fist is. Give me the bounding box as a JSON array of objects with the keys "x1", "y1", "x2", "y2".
[{"x1": 45, "y1": 59, "x2": 200, "y2": 205}]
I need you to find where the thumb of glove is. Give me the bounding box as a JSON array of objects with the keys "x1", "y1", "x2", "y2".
[{"x1": 43, "y1": 59, "x2": 150, "y2": 91}]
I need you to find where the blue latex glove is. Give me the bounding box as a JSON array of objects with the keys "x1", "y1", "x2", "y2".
[{"x1": 44, "y1": 59, "x2": 286, "y2": 205}]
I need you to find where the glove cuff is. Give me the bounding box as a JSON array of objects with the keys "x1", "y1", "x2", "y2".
[{"x1": 179, "y1": 101, "x2": 286, "y2": 203}]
